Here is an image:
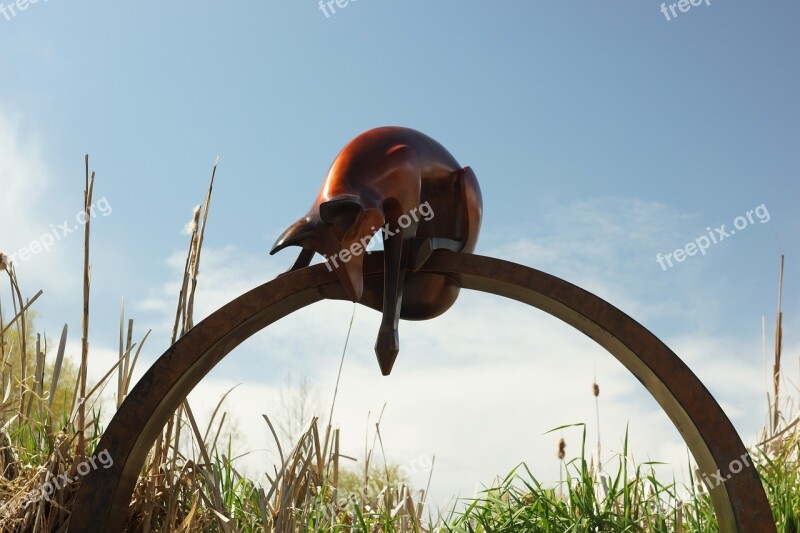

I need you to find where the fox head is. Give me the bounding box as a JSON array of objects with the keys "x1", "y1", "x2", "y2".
[{"x1": 270, "y1": 195, "x2": 385, "y2": 302}]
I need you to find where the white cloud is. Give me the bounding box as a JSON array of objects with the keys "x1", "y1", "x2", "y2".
[
  {"x1": 485, "y1": 197, "x2": 707, "y2": 324},
  {"x1": 0, "y1": 108, "x2": 82, "y2": 296},
  {"x1": 0, "y1": 111, "x2": 47, "y2": 226},
  {"x1": 114, "y1": 195, "x2": 785, "y2": 512},
  {"x1": 50, "y1": 194, "x2": 788, "y2": 517}
]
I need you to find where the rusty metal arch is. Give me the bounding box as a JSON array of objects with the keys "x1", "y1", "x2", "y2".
[{"x1": 71, "y1": 252, "x2": 775, "y2": 532}]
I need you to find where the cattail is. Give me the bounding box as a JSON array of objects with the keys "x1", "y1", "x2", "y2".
[
  {"x1": 557, "y1": 437, "x2": 567, "y2": 499},
  {"x1": 593, "y1": 379, "x2": 602, "y2": 463},
  {"x1": 0, "y1": 251, "x2": 7, "y2": 272},
  {"x1": 184, "y1": 205, "x2": 201, "y2": 235}
]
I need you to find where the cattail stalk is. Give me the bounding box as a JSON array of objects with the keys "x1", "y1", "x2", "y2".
[
  {"x1": 78, "y1": 154, "x2": 95, "y2": 462},
  {"x1": 557, "y1": 437, "x2": 566, "y2": 498},
  {"x1": 772, "y1": 254, "x2": 784, "y2": 435},
  {"x1": 593, "y1": 380, "x2": 601, "y2": 464}
]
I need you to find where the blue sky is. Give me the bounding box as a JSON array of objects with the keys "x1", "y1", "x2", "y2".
[{"x1": 1, "y1": 0, "x2": 799, "y2": 512}]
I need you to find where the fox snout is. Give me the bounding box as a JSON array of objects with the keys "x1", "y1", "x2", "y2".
[
  {"x1": 270, "y1": 198, "x2": 384, "y2": 302},
  {"x1": 270, "y1": 217, "x2": 313, "y2": 256}
]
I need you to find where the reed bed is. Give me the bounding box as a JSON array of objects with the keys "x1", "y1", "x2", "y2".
[{"x1": 0, "y1": 158, "x2": 797, "y2": 531}]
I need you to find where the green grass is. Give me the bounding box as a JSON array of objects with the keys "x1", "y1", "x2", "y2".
[{"x1": 1, "y1": 158, "x2": 797, "y2": 531}]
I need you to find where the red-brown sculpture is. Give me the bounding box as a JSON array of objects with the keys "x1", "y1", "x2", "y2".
[{"x1": 271, "y1": 126, "x2": 483, "y2": 375}]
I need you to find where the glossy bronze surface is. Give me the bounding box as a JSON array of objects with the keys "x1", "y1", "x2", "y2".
[
  {"x1": 270, "y1": 126, "x2": 483, "y2": 375},
  {"x1": 71, "y1": 252, "x2": 775, "y2": 532}
]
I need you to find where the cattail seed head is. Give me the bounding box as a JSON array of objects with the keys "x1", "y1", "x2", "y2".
[
  {"x1": 0, "y1": 251, "x2": 8, "y2": 272},
  {"x1": 593, "y1": 383, "x2": 600, "y2": 397},
  {"x1": 183, "y1": 205, "x2": 202, "y2": 236},
  {"x1": 557, "y1": 438, "x2": 566, "y2": 460}
]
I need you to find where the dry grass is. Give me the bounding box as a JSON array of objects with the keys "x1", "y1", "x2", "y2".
[
  {"x1": 0, "y1": 157, "x2": 796, "y2": 531},
  {"x1": 0, "y1": 156, "x2": 431, "y2": 532}
]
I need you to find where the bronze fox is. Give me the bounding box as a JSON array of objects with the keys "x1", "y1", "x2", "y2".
[{"x1": 271, "y1": 126, "x2": 482, "y2": 375}]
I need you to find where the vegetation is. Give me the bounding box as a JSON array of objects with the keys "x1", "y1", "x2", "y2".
[{"x1": 0, "y1": 157, "x2": 796, "y2": 531}]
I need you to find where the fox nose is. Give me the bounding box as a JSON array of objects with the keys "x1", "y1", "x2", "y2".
[{"x1": 270, "y1": 218, "x2": 313, "y2": 255}]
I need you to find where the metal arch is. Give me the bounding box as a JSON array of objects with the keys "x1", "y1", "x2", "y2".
[{"x1": 70, "y1": 252, "x2": 775, "y2": 532}]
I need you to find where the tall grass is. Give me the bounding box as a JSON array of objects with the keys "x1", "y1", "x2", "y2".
[{"x1": 0, "y1": 158, "x2": 797, "y2": 531}]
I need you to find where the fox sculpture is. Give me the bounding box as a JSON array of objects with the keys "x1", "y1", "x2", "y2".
[{"x1": 271, "y1": 126, "x2": 482, "y2": 375}]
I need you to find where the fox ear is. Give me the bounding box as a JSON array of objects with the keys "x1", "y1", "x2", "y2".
[
  {"x1": 319, "y1": 195, "x2": 363, "y2": 225},
  {"x1": 270, "y1": 218, "x2": 314, "y2": 255}
]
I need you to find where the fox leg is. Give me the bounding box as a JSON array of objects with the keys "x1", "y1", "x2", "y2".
[
  {"x1": 276, "y1": 248, "x2": 315, "y2": 277},
  {"x1": 375, "y1": 221, "x2": 408, "y2": 376},
  {"x1": 409, "y1": 166, "x2": 477, "y2": 272},
  {"x1": 291, "y1": 248, "x2": 315, "y2": 270},
  {"x1": 409, "y1": 237, "x2": 461, "y2": 272},
  {"x1": 275, "y1": 248, "x2": 315, "y2": 278},
  {"x1": 374, "y1": 145, "x2": 422, "y2": 374}
]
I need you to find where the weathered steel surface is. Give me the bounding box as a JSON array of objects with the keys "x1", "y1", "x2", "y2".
[{"x1": 70, "y1": 252, "x2": 775, "y2": 532}]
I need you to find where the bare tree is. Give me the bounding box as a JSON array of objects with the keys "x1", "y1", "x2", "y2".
[{"x1": 275, "y1": 373, "x2": 321, "y2": 447}]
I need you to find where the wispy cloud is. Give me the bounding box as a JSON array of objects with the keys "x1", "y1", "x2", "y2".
[
  {"x1": 0, "y1": 108, "x2": 85, "y2": 296},
  {"x1": 114, "y1": 197, "x2": 787, "y2": 508}
]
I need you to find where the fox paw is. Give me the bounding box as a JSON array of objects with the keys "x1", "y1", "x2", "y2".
[{"x1": 375, "y1": 328, "x2": 400, "y2": 376}]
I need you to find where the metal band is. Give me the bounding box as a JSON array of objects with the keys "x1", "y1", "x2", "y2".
[{"x1": 71, "y1": 252, "x2": 773, "y2": 532}]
